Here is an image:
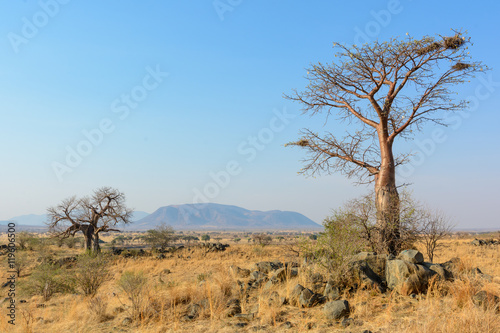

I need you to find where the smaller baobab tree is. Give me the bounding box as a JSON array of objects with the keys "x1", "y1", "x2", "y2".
[{"x1": 47, "y1": 187, "x2": 133, "y2": 254}]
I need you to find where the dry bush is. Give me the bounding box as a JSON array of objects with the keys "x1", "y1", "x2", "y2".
[
  {"x1": 74, "y1": 254, "x2": 112, "y2": 297},
  {"x1": 117, "y1": 270, "x2": 148, "y2": 319},
  {"x1": 88, "y1": 296, "x2": 109, "y2": 322}
]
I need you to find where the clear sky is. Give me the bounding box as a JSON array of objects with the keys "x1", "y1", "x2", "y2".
[{"x1": 0, "y1": 1, "x2": 499, "y2": 229}]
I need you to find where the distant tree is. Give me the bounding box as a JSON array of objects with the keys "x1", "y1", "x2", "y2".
[
  {"x1": 286, "y1": 31, "x2": 484, "y2": 254},
  {"x1": 308, "y1": 234, "x2": 318, "y2": 241},
  {"x1": 201, "y1": 234, "x2": 210, "y2": 242},
  {"x1": 143, "y1": 223, "x2": 176, "y2": 250},
  {"x1": 252, "y1": 233, "x2": 272, "y2": 246},
  {"x1": 233, "y1": 238, "x2": 241, "y2": 243},
  {"x1": 182, "y1": 235, "x2": 199, "y2": 244},
  {"x1": 47, "y1": 187, "x2": 133, "y2": 254},
  {"x1": 420, "y1": 210, "x2": 454, "y2": 262}
]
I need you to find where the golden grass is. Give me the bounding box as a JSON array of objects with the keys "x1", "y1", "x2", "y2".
[{"x1": 0, "y1": 236, "x2": 498, "y2": 332}]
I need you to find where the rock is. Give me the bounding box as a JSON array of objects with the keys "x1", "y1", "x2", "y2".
[
  {"x1": 341, "y1": 317, "x2": 353, "y2": 328},
  {"x1": 263, "y1": 276, "x2": 278, "y2": 291},
  {"x1": 225, "y1": 299, "x2": 242, "y2": 317},
  {"x1": 249, "y1": 270, "x2": 267, "y2": 281},
  {"x1": 422, "y1": 262, "x2": 449, "y2": 281},
  {"x1": 323, "y1": 281, "x2": 340, "y2": 300},
  {"x1": 230, "y1": 265, "x2": 251, "y2": 278},
  {"x1": 252, "y1": 261, "x2": 283, "y2": 274},
  {"x1": 122, "y1": 317, "x2": 133, "y2": 325},
  {"x1": 386, "y1": 259, "x2": 435, "y2": 294},
  {"x1": 351, "y1": 252, "x2": 389, "y2": 278},
  {"x1": 472, "y1": 291, "x2": 500, "y2": 311},
  {"x1": 397, "y1": 249, "x2": 424, "y2": 264},
  {"x1": 441, "y1": 257, "x2": 461, "y2": 279},
  {"x1": 350, "y1": 260, "x2": 386, "y2": 292},
  {"x1": 289, "y1": 284, "x2": 305, "y2": 306},
  {"x1": 299, "y1": 288, "x2": 326, "y2": 308},
  {"x1": 323, "y1": 300, "x2": 350, "y2": 320}
]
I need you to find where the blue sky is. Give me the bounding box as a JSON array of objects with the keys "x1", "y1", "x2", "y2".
[{"x1": 0, "y1": 1, "x2": 499, "y2": 229}]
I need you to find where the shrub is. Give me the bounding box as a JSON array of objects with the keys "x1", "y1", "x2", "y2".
[
  {"x1": 22, "y1": 264, "x2": 74, "y2": 301},
  {"x1": 65, "y1": 237, "x2": 77, "y2": 249},
  {"x1": 74, "y1": 254, "x2": 112, "y2": 297},
  {"x1": 88, "y1": 296, "x2": 109, "y2": 322},
  {"x1": 302, "y1": 211, "x2": 367, "y2": 286},
  {"x1": 117, "y1": 271, "x2": 148, "y2": 319}
]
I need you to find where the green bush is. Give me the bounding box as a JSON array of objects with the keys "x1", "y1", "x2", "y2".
[
  {"x1": 302, "y1": 211, "x2": 367, "y2": 287},
  {"x1": 21, "y1": 264, "x2": 74, "y2": 301}
]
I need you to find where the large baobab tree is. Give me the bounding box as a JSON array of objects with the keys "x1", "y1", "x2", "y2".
[
  {"x1": 286, "y1": 31, "x2": 484, "y2": 254},
  {"x1": 47, "y1": 187, "x2": 133, "y2": 253}
]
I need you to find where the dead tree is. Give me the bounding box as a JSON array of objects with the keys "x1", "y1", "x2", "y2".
[
  {"x1": 286, "y1": 31, "x2": 484, "y2": 254},
  {"x1": 47, "y1": 187, "x2": 133, "y2": 254}
]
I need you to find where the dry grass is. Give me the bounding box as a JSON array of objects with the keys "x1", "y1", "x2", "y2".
[{"x1": 0, "y1": 234, "x2": 498, "y2": 332}]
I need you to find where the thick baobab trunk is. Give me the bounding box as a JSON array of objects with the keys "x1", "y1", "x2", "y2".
[
  {"x1": 374, "y1": 141, "x2": 400, "y2": 255},
  {"x1": 80, "y1": 224, "x2": 94, "y2": 252},
  {"x1": 92, "y1": 232, "x2": 101, "y2": 254}
]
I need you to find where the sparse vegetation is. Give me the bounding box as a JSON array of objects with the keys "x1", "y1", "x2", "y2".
[{"x1": 1, "y1": 229, "x2": 498, "y2": 332}]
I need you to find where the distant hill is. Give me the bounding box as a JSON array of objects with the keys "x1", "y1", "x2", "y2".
[{"x1": 131, "y1": 203, "x2": 322, "y2": 231}]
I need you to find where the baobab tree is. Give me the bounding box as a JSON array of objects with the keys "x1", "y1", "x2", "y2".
[
  {"x1": 286, "y1": 31, "x2": 484, "y2": 254},
  {"x1": 47, "y1": 187, "x2": 133, "y2": 253}
]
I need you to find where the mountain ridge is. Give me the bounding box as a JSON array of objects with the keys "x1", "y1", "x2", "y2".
[{"x1": 131, "y1": 203, "x2": 322, "y2": 230}]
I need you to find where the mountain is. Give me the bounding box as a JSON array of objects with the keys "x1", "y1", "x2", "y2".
[
  {"x1": 1, "y1": 214, "x2": 48, "y2": 226},
  {"x1": 132, "y1": 203, "x2": 322, "y2": 230},
  {"x1": 1, "y1": 211, "x2": 150, "y2": 226}
]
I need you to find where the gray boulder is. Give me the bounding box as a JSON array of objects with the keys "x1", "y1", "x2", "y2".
[
  {"x1": 323, "y1": 281, "x2": 340, "y2": 300},
  {"x1": 351, "y1": 252, "x2": 389, "y2": 278},
  {"x1": 289, "y1": 284, "x2": 305, "y2": 306},
  {"x1": 323, "y1": 300, "x2": 350, "y2": 320},
  {"x1": 397, "y1": 249, "x2": 424, "y2": 264},
  {"x1": 298, "y1": 288, "x2": 326, "y2": 308}
]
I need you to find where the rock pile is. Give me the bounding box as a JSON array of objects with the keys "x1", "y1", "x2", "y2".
[
  {"x1": 471, "y1": 238, "x2": 499, "y2": 246},
  {"x1": 199, "y1": 242, "x2": 230, "y2": 252}
]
